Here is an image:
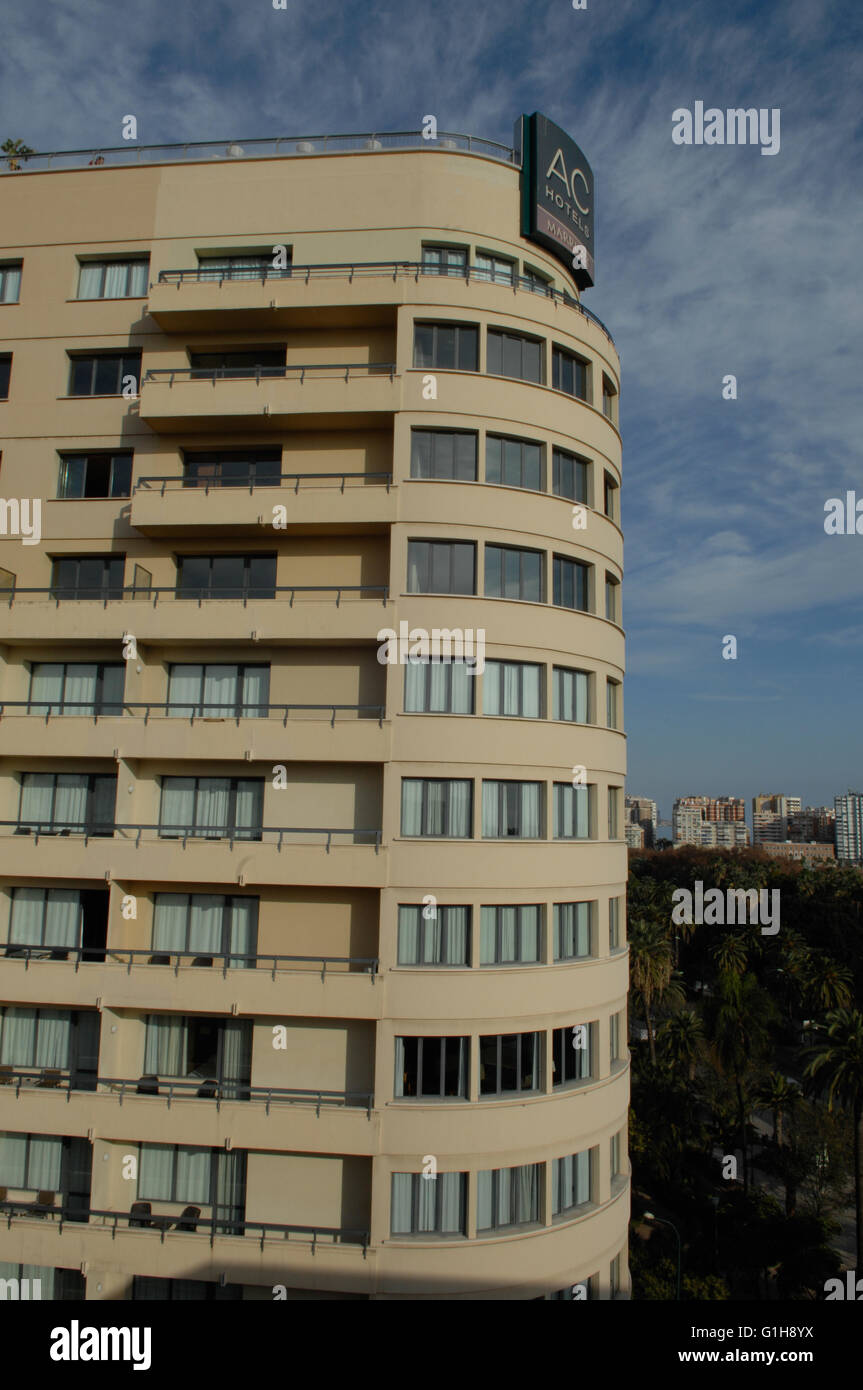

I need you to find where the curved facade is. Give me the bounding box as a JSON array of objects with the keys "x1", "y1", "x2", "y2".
[{"x1": 0, "y1": 131, "x2": 628, "y2": 1300}]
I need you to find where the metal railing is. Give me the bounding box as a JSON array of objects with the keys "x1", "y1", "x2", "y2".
[
  {"x1": 143, "y1": 362, "x2": 396, "y2": 386},
  {"x1": 0, "y1": 820, "x2": 383, "y2": 851},
  {"x1": 4, "y1": 583, "x2": 389, "y2": 607},
  {"x1": 0, "y1": 129, "x2": 516, "y2": 175},
  {"x1": 0, "y1": 700, "x2": 386, "y2": 726},
  {"x1": 95, "y1": 1075, "x2": 373, "y2": 1115},
  {"x1": 134, "y1": 470, "x2": 393, "y2": 495},
  {"x1": 153, "y1": 261, "x2": 614, "y2": 344},
  {"x1": 2, "y1": 945, "x2": 380, "y2": 977},
  {"x1": 0, "y1": 1200, "x2": 369, "y2": 1252}
]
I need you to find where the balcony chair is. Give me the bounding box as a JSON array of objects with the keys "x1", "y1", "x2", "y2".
[
  {"x1": 0, "y1": 1066, "x2": 13, "y2": 1085},
  {"x1": 129, "y1": 1201, "x2": 153, "y2": 1228},
  {"x1": 37, "y1": 1069, "x2": 63, "y2": 1088},
  {"x1": 136, "y1": 1074, "x2": 159, "y2": 1096},
  {"x1": 33, "y1": 1190, "x2": 56, "y2": 1217},
  {"x1": 174, "y1": 1205, "x2": 200, "y2": 1232}
]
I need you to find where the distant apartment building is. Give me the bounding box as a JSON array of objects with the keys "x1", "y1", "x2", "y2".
[
  {"x1": 787, "y1": 806, "x2": 835, "y2": 845},
  {"x1": 752, "y1": 794, "x2": 802, "y2": 844},
  {"x1": 673, "y1": 795, "x2": 745, "y2": 845},
  {"x1": 835, "y1": 793, "x2": 863, "y2": 864},
  {"x1": 624, "y1": 822, "x2": 645, "y2": 850},
  {"x1": 625, "y1": 796, "x2": 656, "y2": 848},
  {"x1": 758, "y1": 841, "x2": 835, "y2": 865},
  {"x1": 698, "y1": 822, "x2": 750, "y2": 849}
]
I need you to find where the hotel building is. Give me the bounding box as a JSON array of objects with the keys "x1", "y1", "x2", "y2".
[{"x1": 0, "y1": 122, "x2": 628, "y2": 1300}]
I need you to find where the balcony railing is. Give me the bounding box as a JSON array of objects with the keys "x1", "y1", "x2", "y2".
[
  {"x1": 4, "y1": 584, "x2": 389, "y2": 607},
  {"x1": 0, "y1": 1200, "x2": 369, "y2": 1252},
  {"x1": 142, "y1": 362, "x2": 396, "y2": 386},
  {"x1": 2, "y1": 945, "x2": 379, "y2": 977},
  {"x1": 134, "y1": 470, "x2": 393, "y2": 494},
  {"x1": 154, "y1": 261, "x2": 615, "y2": 344},
  {"x1": 0, "y1": 127, "x2": 515, "y2": 176},
  {"x1": 0, "y1": 1068, "x2": 373, "y2": 1115},
  {"x1": 0, "y1": 821, "x2": 383, "y2": 850},
  {"x1": 0, "y1": 700, "x2": 386, "y2": 726}
]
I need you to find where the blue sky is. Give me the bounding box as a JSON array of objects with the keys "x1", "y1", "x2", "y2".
[{"x1": 1, "y1": 0, "x2": 861, "y2": 824}]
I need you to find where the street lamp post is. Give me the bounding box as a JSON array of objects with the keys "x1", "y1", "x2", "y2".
[{"x1": 644, "y1": 1210, "x2": 682, "y2": 1300}]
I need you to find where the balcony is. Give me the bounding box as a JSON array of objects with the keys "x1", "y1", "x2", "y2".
[
  {"x1": 0, "y1": 822, "x2": 387, "y2": 888},
  {"x1": 1, "y1": 584, "x2": 391, "y2": 644},
  {"x1": 0, "y1": 702, "x2": 389, "y2": 762},
  {"x1": 130, "y1": 470, "x2": 396, "y2": 535},
  {"x1": 138, "y1": 362, "x2": 399, "y2": 432}
]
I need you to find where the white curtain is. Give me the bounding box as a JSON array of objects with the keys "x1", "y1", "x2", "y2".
[
  {"x1": 241, "y1": 666, "x2": 269, "y2": 718},
  {"x1": 416, "y1": 1172, "x2": 436, "y2": 1232},
  {"x1": 425, "y1": 782, "x2": 445, "y2": 836},
  {"x1": 450, "y1": 661, "x2": 472, "y2": 714},
  {"x1": 220, "y1": 1020, "x2": 251, "y2": 1098},
  {"x1": 144, "y1": 1016, "x2": 186, "y2": 1075},
  {"x1": 556, "y1": 785, "x2": 588, "y2": 838},
  {"x1": 196, "y1": 779, "x2": 230, "y2": 834},
  {"x1": 138, "y1": 1144, "x2": 174, "y2": 1201},
  {"x1": 556, "y1": 669, "x2": 587, "y2": 723},
  {"x1": 152, "y1": 894, "x2": 188, "y2": 954},
  {"x1": 62, "y1": 665, "x2": 97, "y2": 712},
  {"x1": 19, "y1": 774, "x2": 53, "y2": 826},
  {"x1": 514, "y1": 1164, "x2": 539, "y2": 1223},
  {"x1": 503, "y1": 663, "x2": 520, "y2": 713},
  {"x1": 556, "y1": 902, "x2": 590, "y2": 959},
  {"x1": 9, "y1": 889, "x2": 45, "y2": 944},
  {"x1": 428, "y1": 661, "x2": 447, "y2": 712},
  {"x1": 393, "y1": 1037, "x2": 405, "y2": 1097},
  {"x1": 501, "y1": 906, "x2": 517, "y2": 961},
  {"x1": 482, "y1": 783, "x2": 500, "y2": 837},
  {"x1": 102, "y1": 262, "x2": 128, "y2": 298},
  {"x1": 476, "y1": 1169, "x2": 493, "y2": 1230},
  {"x1": 480, "y1": 907, "x2": 496, "y2": 964},
  {"x1": 234, "y1": 780, "x2": 261, "y2": 834},
  {"x1": 27, "y1": 1137, "x2": 62, "y2": 1191},
  {"x1": 397, "y1": 907, "x2": 419, "y2": 964},
  {"x1": 45, "y1": 891, "x2": 80, "y2": 948},
  {"x1": 0, "y1": 1133, "x2": 27, "y2": 1186},
  {"x1": 483, "y1": 663, "x2": 501, "y2": 715},
  {"x1": 439, "y1": 1172, "x2": 463, "y2": 1232},
  {"x1": 214, "y1": 1148, "x2": 245, "y2": 1231},
  {"x1": 404, "y1": 662, "x2": 425, "y2": 712},
  {"x1": 53, "y1": 775, "x2": 88, "y2": 829},
  {"x1": 160, "y1": 778, "x2": 195, "y2": 832},
  {"x1": 176, "y1": 1147, "x2": 210, "y2": 1204},
  {"x1": 391, "y1": 1173, "x2": 412, "y2": 1233},
  {"x1": 449, "y1": 781, "x2": 471, "y2": 837},
  {"x1": 521, "y1": 784, "x2": 541, "y2": 837},
  {"x1": 0, "y1": 1008, "x2": 36, "y2": 1064},
  {"x1": 228, "y1": 898, "x2": 256, "y2": 967},
  {"x1": 203, "y1": 666, "x2": 237, "y2": 716},
  {"x1": 189, "y1": 896, "x2": 222, "y2": 954},
  {"x1": 520, "y1": 906, "x2": 539, "y2": 961},
  {"x1": 167, "y1": 666, "x2": 201, "y2": 717},
  {"x1": 445, "y1": 907, "x2": 468, "y2": 964},
  {"x1": 29, "y1": 664, "x2": 63, "y2": 714},
  {"x1": 77, "y1": 263, "x2": 104, "y2": 297},
  {"x1": 522, "y1": 666, "x2": 541, "y2": 717},
  {"x1": 35, "y1": 1011, "x2": 71, "y2": 1068},
  {"x1": 422, "y1": 912, "x2": 441, "y2": 964},
  {"x1": 400, "y1": 781, "x2": 423, "y2": 836},
  {"x1": 128, "y1": 261, "x2": 148, "y2": 296},
  {"x1": 0, "y1": 266, "x2": 21, "y2": 302}
]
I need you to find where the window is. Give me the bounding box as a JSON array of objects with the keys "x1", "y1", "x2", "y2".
[
  {"x1": 397, "y1": 905, "x2": 471, "y2": 966},
  {"x1": 183, "y1": 449, "x2": 282, "y2": 488},
  {"x1": 0, "y1": 1132, "x2": 63, "y2": 1191},
  {"x1": 553, "y1": 448, "x2": 588, "y2": 504},
  {"x1": 610, "y1": 1010, "x2": 625, "y2": 1064},
  {"x1": 410, "y1": 429, "x2": 477, "y2": 481},
  {"x1": 607, "y1": 678, "x2": 621, "y2": 729},
  {"x1": 159, "y1": 777, "x2": 263, "y2": 841},
  {"x1": 50, "y1": 554, "x2": 125, "y2": 600},
  {"x1": 608, "y1": 786, "x2": 622, "y2": 839},
  {"x1": 524, "y1": 266, "x2": 552, "y2": 296},
  {"x1": 6, "y1": 889, "x2": 83, "y2": 953},
  {"x1": 188, "y1": 349, "x2": 285, "y2": 380},
  {"x1": 602, "y1": 374, "x2": 618, "y2": 424},
  {"x1": 605, "y1": 573, "x2": 620, "y2": 623},
  {"x1": 176, "y1": 553, "x2": 276, "y2": 600},
  {"x1": 77, "y1": 258, "x2": 149, "y2": 299},
  {"x1": 68, "y1": 352, "x2": 140, "y2": 397},
  {"x1": 197, "y1": 253, "x2": 289, "y2": 281},
  {"x1": 143, "y1": 1015, "x2": 252, "y2": 1096},
  {"x1": 553, "y1": 666, "x2": 590, "y2": 723},
  {"x1": 552, "y1": 1023, "x2": 594, "y2": 1086},
  {"x1": 391, "y1": 1171, "x2": 466, "y2": 1235},
  {"x1": 58, "y1": 452, "x2": 132, "y2": 499},
  {"x1": 407, "y1": 540, "x2": 475, "y2": 594},
  {"x1": 0, "y1": 1008, "x2": 72, "y2": 1069},
  {"x1": 404, "y1": 659, "x2": 474, "y2": 714},
  {"x1": 132, "y1": 1277, "x2": 242, "y2": 1301},
  {"x1": 167, "y1": 664, "x2": 270, "y2": 718},
  {"x1": 400, "y1": 779, "x2": 472, "y2": 838},
  {"x1": 395, "y1": 1036, "x2": 469, "y2": 1098},
  {"x1": 477, "y1": 1164, "x2": 541, "y2": 1230},
  {"x1": 138, "y1": 1144, "x2": 212, "y2": 1204},
  {"x1": 0, "y1": 262, "x2": 22, "y2": 303},
  {"x1": 485, "y1": 435, "x2": 543, "y2": 491},
  {"x1": 486, "y1": 329, "x2": 542, "y2": 383},
  {"x1": 482, "y1": 660, "x2": 541, "y2": 717},
  {"x1": 611, "y1": 1128, "x2": 624, "y2": 1178},
  {"x1": 484, "y1": 544, "x2": 542, "y2": 602},
  {"x1": 152, "y1": 894, "x2": 259, "y2": 968},
  {"x1": 479, "y1": 1032, "x2": 541, "y2": 1096},
  {"x1": 482, "y1": 781, "x2": 542, "y2": 839},
  {"x1": 553, "y1": 555, "x2": 589, "y2": 611},
  {"x1": 554, "y1": 902, "x2": 592, "y2": 960},
  {"x1": 604, "y1": 471, "x2": 619, "y2": 522},
  {"x1": 611, "y1": 1251, "x2": 623, "y2": 1297},
  {"x1": 0, "y1": 355, "x2": 11, "y2": 399},
  {"x1": 28, "y1": 662, "x2": 124, "y2": 715},
  {"x1": 480, "y1": 905, "x2": 541, "y2": 964},
  {"x1": 552, "y1": 1150, "x2": 592, "y2": 1216},
  {"x1": 0, "y1": 1264, "x2": 84, "y2": 1301},
  {"x1": 421, "y1": 246, "x2": 467, "y2": 277},
  {"x1": 553, "y1": 783, "x2": 591, "y2": 839},
  {"x1": 609, "y1": 896, "x2": 623, "y2": 951},
  {"x1": 552, "y1": 346, "x2": 589, "y2": 400},
  {"x1": 18, "y1": 773, "x2": 116, "y2": 836},
  {"x1": 413, "y1": 322, "x2": 478, "y2": 371},
  {"x1": 474, "y1": 252, "x2": 515, "y2": 285}
]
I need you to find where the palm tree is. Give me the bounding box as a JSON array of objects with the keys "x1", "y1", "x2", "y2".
[
  {"x1": 757, "y1": 1070, "x2": 800, "y2": 1149},
  {"x1": 658, "y1": 1010, "x2": 704, "y2": 1082},
  {"x1": 1, "y1": 138, "x2": 34, "y2": 171},
  {"x1": 804, "y1": 1008, "x2": 863, "y2": 1268},
  {"x1": 705, "y1": 972, "x2": 775, "y2": 1194},
  {"x1": 629, "y1": 917, "x2": 678, "y2": 1066},
  {"x1": 801, "y1": 957, "x2": 853, "y2": 1015},
  {"x1": 711, "y1": 934, "x2": 748, "y2": 978}
]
